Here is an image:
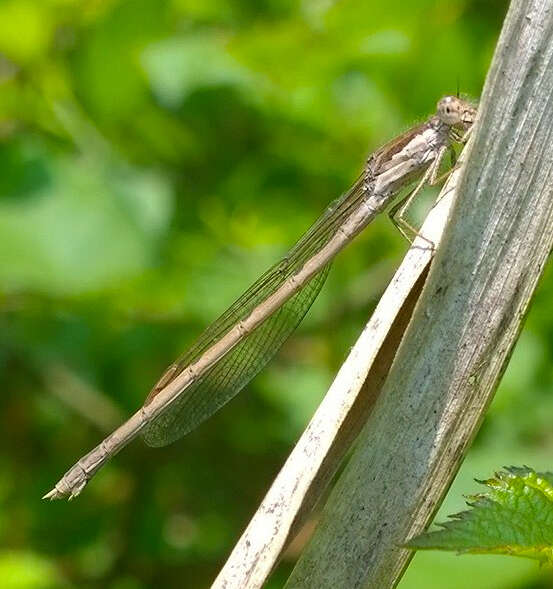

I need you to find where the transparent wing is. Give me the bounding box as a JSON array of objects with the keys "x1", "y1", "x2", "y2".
[
  {"x1": 143, "y1": 265, "x2": 330, "y2": 446},
  {"x1": 142, "y1": 175, "x2": 367, "y2": 447}
]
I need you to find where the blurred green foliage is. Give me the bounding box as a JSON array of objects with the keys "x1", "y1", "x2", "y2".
[{"x1": 2, "y1": 1, "x2": 553, "y2": 588}]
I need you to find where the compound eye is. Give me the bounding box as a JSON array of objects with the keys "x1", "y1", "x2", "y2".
[{"x1": 437, "y1": 96, "x2": 461, "y2": 125}]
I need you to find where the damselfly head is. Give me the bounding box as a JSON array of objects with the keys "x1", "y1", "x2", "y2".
[{"x1": 437, "y1": 95, "x2": 476, "y2": 129}]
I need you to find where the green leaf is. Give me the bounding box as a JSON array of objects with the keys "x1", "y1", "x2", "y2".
[{"x1": 407, "y1": 466, "x2": 553, "y2": 565}]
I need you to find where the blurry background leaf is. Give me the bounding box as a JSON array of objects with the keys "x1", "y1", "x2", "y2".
[
  {"x1": 0, "y1": 139, "x2": 172, "y2": 295},
  {"x1": 0, "y1": 551, "x2": 64, "y2": 589},
  {"x1": 141, "y1": 33, "x2": 256, "y2": 109}
]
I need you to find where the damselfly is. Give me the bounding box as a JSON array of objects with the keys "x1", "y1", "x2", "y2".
[{"x1": 45, "y1": 95, "x2": 476, "y2": 500}]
